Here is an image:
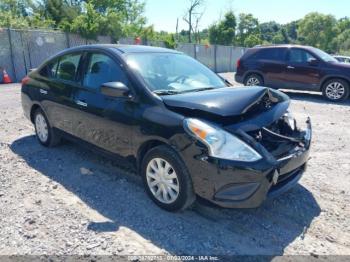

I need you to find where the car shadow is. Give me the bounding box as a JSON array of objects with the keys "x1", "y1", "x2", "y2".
[
  {"x1": 11, "y1": 135, "x2": 321, "y2": 255},
  {"x1": 280, "y1": 89, "x2": 350, "y2": 106}
]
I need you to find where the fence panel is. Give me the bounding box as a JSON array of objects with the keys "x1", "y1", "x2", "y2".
[
  {"x1": 195, "y1": 44, "x2": 215, "y2": 70},
  {"x1": 0, "y1": 29, "x2": 15, "y2": 81},
  {"x1": 9, "y1": 30, "x2": 31, "y2": 81},
  {"x1": 69, "y1": 33, "x2": 86, "y2": 47},
  {"x1": 216, "y1": 45, "x2": 233, "y2": 73},
  {"x1": 25, "y1": 30, "x2": 67, "y2": 69},
  {"x1": 176, "y1": 43, "x2": 195, "y2": 58},
  {"x1": 118, "y1": 37, "x2": 135, "y2": 45}
]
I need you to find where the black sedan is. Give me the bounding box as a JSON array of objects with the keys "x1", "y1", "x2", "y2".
[{"x1": 21, "y1": 45, "x2": 312, "y2": 211}]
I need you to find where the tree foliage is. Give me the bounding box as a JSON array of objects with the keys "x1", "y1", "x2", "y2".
[
  {"x1": 209, "y1": 11, "x2": 236, "y2": 45},
  {"x1": 298, "y1": 12, "x2": 337, "y2": 52},
  {"x1": 0, "y1": 1, "x2": 350, "y2": 55},
  {"x1": 0, "y1": 0, "x2": 146, "y2": 41}
]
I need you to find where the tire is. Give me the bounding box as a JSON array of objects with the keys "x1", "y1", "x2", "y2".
[
  {"x1": 141, "y1": 145, "x2": 196, "y2": 212},
  {"x1": 244, "y1": 74, "x2": 264, "y2": 86},
  {"x1": 322, "y1": 78, "x2": 350, "y2": 101},
  {"x1": 33, "y1": 108, "x2": 61, "y2": 147}
]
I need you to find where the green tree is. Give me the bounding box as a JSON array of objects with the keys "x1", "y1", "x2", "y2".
[
  {"x1": 335, "y1": 29, "x2": 350, "y2": 54},
  {"x1": 259, "y1": 21, "x2": 280, "y2": 42},
  {"x1": 283, "y1": 21, "x2": 298, "y2": 42},
  {"x1": 298, "y1": 12, "x2": 337, "y2": 52},
  {"x1": 208, "y1": 11, "x2": 236, "y2": 45},
  {"x1": 237, "y1": 13, "x2": 260, "y2": 46},
  {"x1": 70, "y1": 3, "x2": 103, "y2": 39},
  {"x1": 0, "y1": 0, "x2": 33, "y2": 28},
  {"x1": 244, "y1": 34, "x2": 262, "y2": 47}
]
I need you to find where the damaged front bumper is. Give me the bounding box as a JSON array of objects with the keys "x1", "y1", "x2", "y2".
[{"x1": 180, "y1": 117, "x2": 312, "y2": 208}]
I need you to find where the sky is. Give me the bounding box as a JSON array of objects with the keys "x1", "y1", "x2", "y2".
[{"x1": 145, "y1": 0, "x2": 350, "y2": 32}]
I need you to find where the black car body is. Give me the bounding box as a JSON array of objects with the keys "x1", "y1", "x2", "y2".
[
  {"x1": 235, "y1": 45, "x2": 350, "y2": 101},
  {"x1": 21, "y1": 45, "x2": 312, "y2": 211}
]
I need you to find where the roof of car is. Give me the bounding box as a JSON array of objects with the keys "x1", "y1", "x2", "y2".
[
  {"x1": 64, "y1": 44, "x2": 181, "y2": 54},
  {"x1": 334, "y1": 55, "x2": 350, "y2": 58},
  {"x1": 252, "y1": 44, "x2": 315, "y2": 49}
]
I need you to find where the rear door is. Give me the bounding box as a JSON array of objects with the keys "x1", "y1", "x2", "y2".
[
  {"x1": 283, "y1": 48, "x2": 321, "y2": 90},
  {"x1": 37, "y1": 52, "x2": 84, "y2": 134},
  {"x1": 254, "y1": 48, "x2": 287, "y2": 88},
  {"x1": 71, "y1": 51, "x2": 136, "y2": 156}
]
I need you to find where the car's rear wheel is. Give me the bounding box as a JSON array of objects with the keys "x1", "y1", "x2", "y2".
[
  {"x1": 141, "y1": 145, "x2": 195, "y2": 211},
  {"x1": 322, "y1": 79, "x2": 349, "y2": 101},
  {"x1": 244, "y1": 74, "x2": 264, "y2": 86},
  {"x1": 34, "y1": 108, "x2": 61, "y2": 147}
]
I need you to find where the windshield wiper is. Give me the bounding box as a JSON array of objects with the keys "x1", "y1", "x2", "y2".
[
  {"x1": 180, "y1": 87, "x2": 216, "y2": 93},
  {"x1": 153, "y1": 89, "x2": 181, "y2": 96}
]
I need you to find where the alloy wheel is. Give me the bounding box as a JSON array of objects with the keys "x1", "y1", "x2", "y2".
[
  {"x1": 35, "y1": 113, "x2": 49, "y2": 143},
  {"x1": 246, "y1": 77, "x2": 260, "y2": 86},
  {"x1": 146, "y1": 158, "x2": 180, "y2": 204},
  {"x1": 325, "y1": 82, "x2": 345, "y2": 100}
]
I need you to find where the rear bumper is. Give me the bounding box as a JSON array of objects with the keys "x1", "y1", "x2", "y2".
[
  {"x1": 179, "y1": 118, "x2": 312, "y2": 208},
  {"x1": 21, "y1": 92, "x2": 32, "y2": 121}
]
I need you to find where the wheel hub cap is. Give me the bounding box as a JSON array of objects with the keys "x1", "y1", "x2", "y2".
[
  {"x1": 326, "y1": 82, "x2": 345, "y2": 100},
  {"x1": 246, "y1": 77, "x2": 260, "y2": 86},
  {"x1": 35, "y1": 114, "x2": 48, "y2": 142},
  {"x1": 146, "y1": 158, "x2": 179, "y2": 204}
]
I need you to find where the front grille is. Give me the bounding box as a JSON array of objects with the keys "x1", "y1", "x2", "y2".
[{"x1": 247, "y1": 117, "x2": 301, "y2": 159}]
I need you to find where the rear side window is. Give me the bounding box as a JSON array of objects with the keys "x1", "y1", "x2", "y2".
[
  {"x1": 251, "y1": 48, "x2": 286, "y2": 61},
  {"x1": 56, "y1": 53, "x2": 82, "y2": 82},
  {"x1": 39, "y1": 59, "x2": 59, "y2": 78},
  {"x1": 82, "y1": 53, "x2": 129, "y2": 90}
]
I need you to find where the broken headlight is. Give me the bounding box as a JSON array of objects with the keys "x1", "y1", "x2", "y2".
[
  {"x1": 283, "y1": 111, "x2": 296, "y2": 131},
  {"x1": 183, "y1": 118, "x2": 262, "y2": 162}
]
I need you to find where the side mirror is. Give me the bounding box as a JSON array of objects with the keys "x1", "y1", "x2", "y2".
[
  {"x1": 308, "y1": 58, "x2": 319, "y2": 66},
  {"x1": 101, "y1": 82, "x2": 130, "y2": 98}
]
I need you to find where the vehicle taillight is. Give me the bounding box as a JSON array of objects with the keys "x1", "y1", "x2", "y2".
[
  {"x1": 236, "y1": 59, "x2": 241, "y2": 69},
  {"x1": 21, "y1": 76, "x2": 30, "y2": 85}
]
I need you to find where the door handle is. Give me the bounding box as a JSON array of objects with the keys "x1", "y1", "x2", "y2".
[
  {"x1": 287, "y1": 66, "x2": 295, "y2": 69},
  {"x1": 75, "y1": 100, "x2": 87, "y2": 107},
  {"x1": 39, "y1": 89, "x2": 48, "y2": 95}
]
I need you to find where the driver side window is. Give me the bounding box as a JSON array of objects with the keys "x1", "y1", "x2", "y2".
[{"x1": 83, "y1": 53, "x2": 129, "y2": 90}]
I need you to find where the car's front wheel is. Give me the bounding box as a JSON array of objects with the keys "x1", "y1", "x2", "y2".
[
  {"x1": 33, "y1": 108, "x2": 61, "y2": 147},
  {"x1": 244, "y1": 74, "x2": 264, "y2": 86},
  {"x1": 141, "y1": 145, "x2": 195, "y2": 211},
  {"x1": 322, "y1": 79, "x2": 349, "y2": 101}
]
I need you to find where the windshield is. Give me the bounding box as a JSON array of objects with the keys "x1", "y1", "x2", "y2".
[
  {"x1": 311, "y1": 47, "x2": 338, "y2": 63},
  {"x1": 126, "y1": 53, "x2": 226, "y2": 94}
]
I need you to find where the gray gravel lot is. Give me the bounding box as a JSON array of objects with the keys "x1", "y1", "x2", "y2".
[{"x1": 0, "y1": 74, "x2": 350, "y2": 256}]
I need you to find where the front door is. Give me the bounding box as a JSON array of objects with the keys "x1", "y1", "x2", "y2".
[
  {"x1": 72, "y1": 51, "x2": 136, "y2": 157},
  {"x1": 284, "y1": 48, "x2": 321, "y2": 90}
]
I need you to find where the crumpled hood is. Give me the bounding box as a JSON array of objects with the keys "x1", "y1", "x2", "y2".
[
  {"x1": 162, "y1": 86, "x2": 290, "y2": 130},
  {"x1": 162, "y1": 86, "x2": 286, "y2": 116}
]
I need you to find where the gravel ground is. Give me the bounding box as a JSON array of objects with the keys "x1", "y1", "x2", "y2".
[{"x1": 0, "y1": 74, "x2": 350, "y2": 256}]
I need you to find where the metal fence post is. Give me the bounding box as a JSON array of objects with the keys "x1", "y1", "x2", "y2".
[
  {"x1": 7, "y1": 28, "x2": 17, "y2": 82},
  {"x1": 194, "y1": 44, "x2": 197, "y2": 59},
  {"x1": 65, "y1": 32, "x2": 70, "y2": 48}
]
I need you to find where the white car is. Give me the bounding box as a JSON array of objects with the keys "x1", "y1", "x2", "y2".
[{"x1": 334, "y1": 55, "x2": 350, "y2": 63}]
